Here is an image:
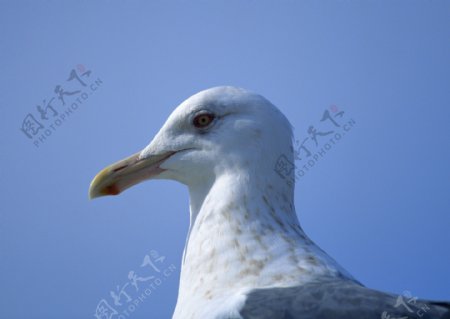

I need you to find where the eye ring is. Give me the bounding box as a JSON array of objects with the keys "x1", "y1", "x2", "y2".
[{"x1": 193, "y1": 112, "x2": 215, "y2": 129}]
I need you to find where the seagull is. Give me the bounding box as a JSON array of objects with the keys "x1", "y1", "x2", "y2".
[{"x1": 89, "y1": 86, "x2": 449, "y2": 319}]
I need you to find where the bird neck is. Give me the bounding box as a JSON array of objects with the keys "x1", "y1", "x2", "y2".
[{"x1": 176, "y1": 171, "x2": 346, "y2": 307}]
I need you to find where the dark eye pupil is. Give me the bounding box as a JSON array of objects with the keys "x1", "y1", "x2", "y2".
[{"x1": 194, "y1": 113, "x2": 214, "y2": 128}]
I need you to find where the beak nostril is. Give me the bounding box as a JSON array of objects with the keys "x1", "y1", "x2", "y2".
[{"x1": 112, "y1": 165, "x2": 128, "y2": 173}]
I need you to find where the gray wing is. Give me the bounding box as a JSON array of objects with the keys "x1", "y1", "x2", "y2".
[{"x1": 239, "y1": 277, "x2": 450, "y2": 319}]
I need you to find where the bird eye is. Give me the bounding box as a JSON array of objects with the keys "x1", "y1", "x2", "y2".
[{"x1": 193, "y1": 113, "x2": 215, "y2": 128}]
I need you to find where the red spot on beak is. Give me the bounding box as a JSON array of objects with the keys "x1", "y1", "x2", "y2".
[{"x1": 105, "y1": 184, "x2": 121, "y2": 196}]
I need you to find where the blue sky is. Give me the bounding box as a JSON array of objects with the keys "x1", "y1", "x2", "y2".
[{"x1": 1, "y1": 1, "x2": 449, "y2": 318}]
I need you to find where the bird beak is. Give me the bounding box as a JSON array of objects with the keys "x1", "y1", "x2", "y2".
[{"x1": 89, "y1": 151, "x2": 176, "y2": 199}]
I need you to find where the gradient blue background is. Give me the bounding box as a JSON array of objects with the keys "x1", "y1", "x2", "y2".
[{"x1": 1, "y1": 1, "x2": 449, "y2": 318}]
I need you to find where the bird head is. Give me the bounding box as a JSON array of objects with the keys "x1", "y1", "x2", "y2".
[{"x1": 89, "y1": 86, "x2": 294, "y2": 199}]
